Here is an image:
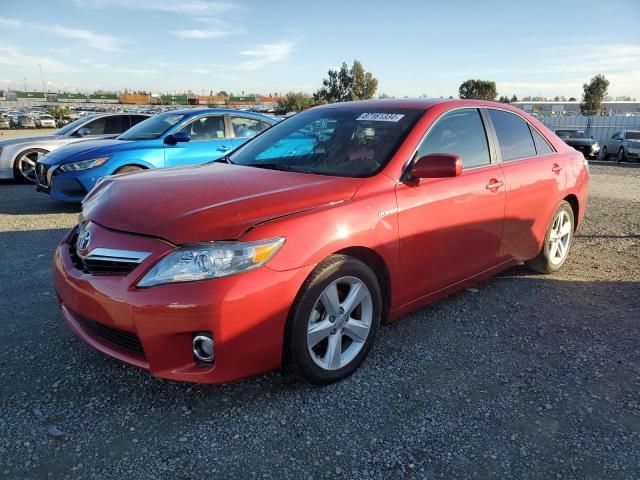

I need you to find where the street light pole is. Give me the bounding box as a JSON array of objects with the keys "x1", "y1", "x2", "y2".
[{"x1": 38, "y1": 65, "x2": 45, "y2": 94}]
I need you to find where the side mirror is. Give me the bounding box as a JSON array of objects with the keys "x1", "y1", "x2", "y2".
[
  {"x1": 410, "y1": 153, "x2": 462, "y2": 179},
  {"x1": 164, "y1": 132, "x2": 191, "y2": 145},
  {"x1": 76, "y1": 127, "x2": 91, "y2": 137}
]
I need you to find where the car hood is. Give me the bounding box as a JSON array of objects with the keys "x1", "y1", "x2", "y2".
[
  {"x1": 40, "y1": 139, "x2": 138, "y2": 165},
  {"x1": 562, "y1": 138, "x2": 597, "y2": 147},
  {"x1": 0, "y1": 135, "x2": 60, "y2": 148},
  {"x1": 83, "y1": 163, "x2": 362, "y2": 244}
]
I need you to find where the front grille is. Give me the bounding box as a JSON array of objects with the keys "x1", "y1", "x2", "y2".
[
  {"x1": 77, "y1": 315, "x2": 145, "y2": 356},
  {"x1": 36, "y1": 163, "x2": 49, "y2": 187},
  {"x1": 68, "y1": 231, "x2": 139, "y2": 275}
]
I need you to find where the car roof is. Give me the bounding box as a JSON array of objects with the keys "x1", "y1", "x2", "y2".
[
  {"x1": 164, "y1": 108, "x2": 275, "y2": 119},
  {"x1": 313, "y1": 98, "x2": 528, "y2": 113}
]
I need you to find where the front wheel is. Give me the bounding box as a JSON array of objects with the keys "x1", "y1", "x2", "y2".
[
  {"x1": 617, "y1": 148, "x2": 626, "y2": 163},
  {"x1": 14, "y1": 148, "x2": 48, "y2": 183},
  {"x1": 284, "y1": 255, "x2": 382, "y2": 385},
  {"x1": 114, "y1": 165, "x2": 144, "y2": 175},
  {"x1": 525, "y1": 201, "x2": 575, "y2": 274}
]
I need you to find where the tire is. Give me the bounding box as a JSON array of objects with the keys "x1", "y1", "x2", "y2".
[
  {"x1": 525, "y1": 201, "x2": 575, "y2": 274},
  {"x1": 13, "y1": 148, "x2": 48, "y2": 183},
  {"x1": 114, "y1": 165, "x2": 144, "y2": 175},
  {"x1": 284, "y1": 254, "x2": 382, "y2": 385},
  {"x1": 600, "y1": 146, "x2": 607, "y2": 160},
  {"x1": 617, "y1": 148, "x2": 626, "y2": 163}
]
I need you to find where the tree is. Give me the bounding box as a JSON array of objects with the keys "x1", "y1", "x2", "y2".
[
  {"x1": 216, "y1": 90, "x2": 228, "y2": 97},
  {"x1": 277, "y1": 92, "x2": 315, "y2": 113},
  {"x1": 510, "y1": 94, "x2": 518, "y2": 103},
  {"x1": 498, "y1": 95, "x2": 510, "y2": 103},
  {"x1": 580, "y1": 74, "x2": 609, "y2": 116},
  {"x1": 458, "y1": 79, "x2": 497, "y2": 101},
  {"x1": 47, "y1": 105, "x2": 70, "y2": 118},
  {"x1": 314, "y1": 60, "x2": 378, "y2": 103}
]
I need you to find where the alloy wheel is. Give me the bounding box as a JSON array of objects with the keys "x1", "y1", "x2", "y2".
[
  {"x1": 306, "y1": 276, "x2": 373, "y2": 371},
  {"x1": 548, "y1": 210, "x2": 572, "y2": 266},
  {"x1": 16, "y1": 151, "x2": 45, "y2": 182},
  {"x1": 618, "y1": 148, "x2": 625, "y2": 162}
]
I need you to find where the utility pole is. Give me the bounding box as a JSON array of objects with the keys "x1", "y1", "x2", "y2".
[
  {"x1": 38, "y1": 64, "x2": 45, "y2": 94},
  {"x1": 24, "y1": 77, "x2": 27, "y2": 91}
]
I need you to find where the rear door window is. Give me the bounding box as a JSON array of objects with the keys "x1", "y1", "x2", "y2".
[
  {"x1": 417, "y1": 108, "x2": 491, "y2": 168},
  {"x1": 488, "y1": 109, "x2": 537, "y2": 161},
  {"x1": 230, "y1": 116, "x2": 269, "y2": 138},
  {"x1": 104, "y1": 115, "x2": 127, "y2": 134}
]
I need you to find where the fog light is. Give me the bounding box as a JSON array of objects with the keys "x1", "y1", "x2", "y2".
[{"x1": 192, "y1": 333, "x2": 214, "y2": 363}]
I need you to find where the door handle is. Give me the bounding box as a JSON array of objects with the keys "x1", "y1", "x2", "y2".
[
  {"x1": 552, "y1": 163, "x2": 563, "y2": 173},
  {"x1": 485, "y1": 179, "x2": 504, "y2": 190},
  {"x1": 217, "y1": 145, "x2": 231, "y2": 152}
]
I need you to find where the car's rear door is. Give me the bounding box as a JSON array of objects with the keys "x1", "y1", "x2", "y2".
[
  {"x1": 164, "y1": 114, "x2": 233, "y2": 167},
  {"x1": 395, "y1": 107, "x2": 505, "y2": 305},
  {"x1": 484, "y1": 108, "x2": 565, "y2": 263}
]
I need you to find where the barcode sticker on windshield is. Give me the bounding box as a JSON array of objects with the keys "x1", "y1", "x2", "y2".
[{"x1": 356, "y1": 113, "x2": 405, "y2": 122}]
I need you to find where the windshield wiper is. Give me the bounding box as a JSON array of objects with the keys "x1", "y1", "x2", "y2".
[{"x1": 212, "y1": 155, "x2": 234, "y2": 164}]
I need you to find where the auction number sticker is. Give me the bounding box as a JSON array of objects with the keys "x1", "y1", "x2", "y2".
[{"x1": 356, "y1": 113, "x2": 405, "y2": 122}]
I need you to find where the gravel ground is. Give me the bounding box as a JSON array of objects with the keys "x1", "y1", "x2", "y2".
[{"x1": 0, "y1": 164, "x2": 638, "y2": 480}]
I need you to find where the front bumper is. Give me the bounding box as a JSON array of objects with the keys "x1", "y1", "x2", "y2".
[
  {"x1": 626, "y1": 147, "x2": 640, "y2": 159},
  {"x1": 53, "y1": 223, "x2": 312, "y2": 383},
  {"x1": 36, "y1": 163, "x2": 104, "y2": 202}
]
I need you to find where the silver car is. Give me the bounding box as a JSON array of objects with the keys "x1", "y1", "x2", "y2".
[
  {"x1": 602, "y1": 130, "x2": 640, "y2": 163},
  {"x1": 36, "y1": 114, "x2": 57, "y2": 129},
  {"x1": 0, "y1": 113, "x2": 150, "y2": 182}
]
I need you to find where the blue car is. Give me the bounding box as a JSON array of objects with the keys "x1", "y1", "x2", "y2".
[{"x1": 35, "y1": 109, "x2": 277, "y2": 202}]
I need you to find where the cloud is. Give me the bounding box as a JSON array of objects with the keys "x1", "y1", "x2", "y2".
[
  {"x1": 72, "y1": 0, "x2": 236, "y2": 16},
  {"x1": 0, "y1": 17, "x2": 124, "y2": 52},
  {"x1": 0, "y1": 17, "x2": 21, "y2": 27},
  {"x1": 171, "y1": 28, "x2": 238, "y2": 39},
  {"x1": 0, "y1": 46, "x2": 70, "y2": 72},
  {"x1": 49, "y1": 25, "x2": 123, "y2": 52},
  {"x1": 237, "y1": 42, "x2": 293, "y2": 71},
  {"x1": 192, "y1": 68, "x2": 212, "y2": 74}
]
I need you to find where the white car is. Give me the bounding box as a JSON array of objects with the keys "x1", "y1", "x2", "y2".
[
  {"x1": 0, "y1": 113, "x2": 149, "y2": 182},
  {"x1": 36, "y1": 115, "x2": 57, "y2": 129}
]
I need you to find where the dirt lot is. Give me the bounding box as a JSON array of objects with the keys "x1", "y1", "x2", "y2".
[{"x1": 0, "y1": 164, "x2": 638, "y2": 479}]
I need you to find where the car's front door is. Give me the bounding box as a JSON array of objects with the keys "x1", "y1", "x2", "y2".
[
  {"x1": 395, "y1": 108, "x2": 505, "y2": 305},
  {"x1": 485, "y1": 108, "x2": 566, "y2": 263},
  {"x1": 607, "y1": 131, "x2": 623, "y2": 154},
  {"x1": 164, "y1": 114, "x2": 234, "y2": 167}
]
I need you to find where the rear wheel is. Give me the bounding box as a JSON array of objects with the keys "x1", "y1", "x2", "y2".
[
  {"x1": 601, "y1": 146, "x2": 607, "y2": 160},
  {"x1": 284, "y1": 255, "x2": 382, "y2": 385},
  {"x1": 114, "y1": 165, "x2": 144, "y2": 175},
  {"x1": 14, "y1": 148, "x2": 48, "y2": 183},
  {"x1": 525, "y1": 201, "x2": 574, "y2": 274}
]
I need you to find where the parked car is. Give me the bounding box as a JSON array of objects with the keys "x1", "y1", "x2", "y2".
[
  {"x1": 0, "y1": 113, "x2": 150, "y2": 182},
  {"x1": 17, "y1": 115, "x2": 36, "y2": 129},
  {"x1": 601, "y1": 130, "x2": 640, "y2": 162},
  {"x1": 555, "y1": 129, "x2": 600, "y2": 159},
  {"x1": 0, "y1": 115, "x2": 10, "y2": 129},
  {"x1": 36, "y1": 114, "x2": 57, "y2": 129},
  {"x1": 52, "y1": 99, "x2": 589, "y2": 385},
  {"x1": 36, "y1": 109, "x2": 276, "y2": 202}
]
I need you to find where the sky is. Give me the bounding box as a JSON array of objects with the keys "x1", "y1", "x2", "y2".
[{"x1": 0, "y1": 0, "x2": 639, "y2": 99}]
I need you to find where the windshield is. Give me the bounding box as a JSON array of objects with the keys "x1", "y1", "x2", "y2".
[
  {"x1": 118, "y1": 113, "x2": 185, "y2": 141},
  {"x1": 556, "y1": 130, "x2": 588, "y2": 139},
  {"x1": 55, "y1": 116, "x2": 94, "y2": 136},
  {"x1": 228, "y1": 107, "x2": 423, "y2": 177},
  {"x1": 626, "y1": 131, "x2": 640, "y2": 140}
]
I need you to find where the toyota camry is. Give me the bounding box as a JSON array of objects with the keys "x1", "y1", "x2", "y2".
[{"x1": 53, "y1": 99, "x2": 589, "y2": 385}]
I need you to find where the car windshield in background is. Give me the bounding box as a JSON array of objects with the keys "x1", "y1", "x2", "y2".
[
  {"x1": 118, "y1": 113, "x2": 185, "y2": 141},
  {"x1": 55, "y1": 116, "x2": 94, "y2": 136},
  {"x1": 228, "y1": 108, "x2": 423, "y2": 177},
  {"x1": 556, "y1": 130, "x2": 588, "y2": 139},
  {"x1": 626, "y1": 131, "x2": 640, "y2": 140}
]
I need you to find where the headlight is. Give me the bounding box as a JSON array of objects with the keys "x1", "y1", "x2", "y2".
[
  {"x1": 137, "y1": 237, "x2": 285, "y2": 287},
  {"x1": 59, "y1": 157, "x2": 109, "y2": 172}
]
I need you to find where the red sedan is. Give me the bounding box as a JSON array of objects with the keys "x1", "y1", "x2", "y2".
[{"x1": 53, "y1": 99, "x2": 589, "y2": 385}]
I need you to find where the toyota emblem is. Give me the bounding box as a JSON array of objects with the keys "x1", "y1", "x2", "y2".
[{"x1": 77, "y1": 228, "x2": 91, "y2": 251}]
